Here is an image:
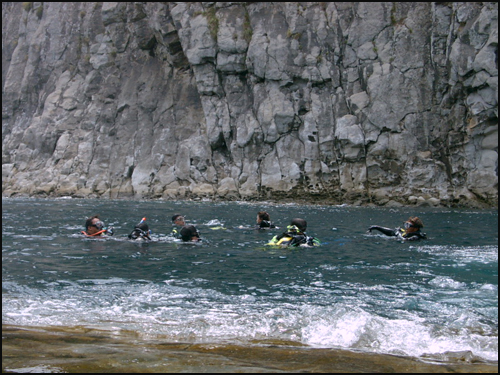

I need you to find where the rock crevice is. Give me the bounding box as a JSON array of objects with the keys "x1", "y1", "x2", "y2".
[{"x1": 2, "y1": 2, "x2": 498, "y2": 207}]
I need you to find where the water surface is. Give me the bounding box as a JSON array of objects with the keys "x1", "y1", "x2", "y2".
[{"x1": 2, "y1": 198, "x2": 498, "y2": 372}]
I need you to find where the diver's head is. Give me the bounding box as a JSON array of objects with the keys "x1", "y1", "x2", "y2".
[
  {"x1": 129, "y1": 222, "x2": 151, "y2": 240},
  {"x1": 257, "y1": 211, "x2": 271, "y2": 223},
  {"x1": 172, "y1": 214, "x2": 185, "y2": 226},
  {"x1": 85, "y1": 215, "x2": 104, "y2": 235},
  {"x1": 404, "y1": 217, "x2": 423, "y2": 231},
  {"x1": 290, "y1": 218, "x2": 307, "y2": 232},
  {"x1": 135, "y1": 222, "x2": 150, "y2": 232}
]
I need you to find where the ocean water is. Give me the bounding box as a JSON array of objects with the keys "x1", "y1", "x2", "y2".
[{"x1": 2, "y1": 197, "x2": 498, "y2": 373}]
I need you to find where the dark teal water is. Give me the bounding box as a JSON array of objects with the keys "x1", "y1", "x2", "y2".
[{"x1": 2, "y1": 197, "x2": 498, "y2": 364}]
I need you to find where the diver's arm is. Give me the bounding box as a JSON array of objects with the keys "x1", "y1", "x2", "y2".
[
  {"x1": 289, "y1": 234, "x2": 306, "y2": 246},
  {"x1": 404, "y1": 231, "x2": 427, "y2": 241},
  {"x1": 275, "y1": 232, "x2": 287, "y2": 241},
  {"x1": 368, "y1": 225, "x2": 397, "y2": 237},
  {"x1": 169, "y1": 229, "x2": 181, "y2": 238}
]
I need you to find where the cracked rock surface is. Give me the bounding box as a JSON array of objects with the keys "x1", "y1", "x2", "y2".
[{"x1": 2, "y1": 2, "x2": 498, "y2": 207}]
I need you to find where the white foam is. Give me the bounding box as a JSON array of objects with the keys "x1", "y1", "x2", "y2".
[{"x1": 2, "y1": 278, "x2": 497, "y2": 362}]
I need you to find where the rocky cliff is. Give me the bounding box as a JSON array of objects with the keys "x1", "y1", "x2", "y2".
[{"x1": 2, "y1": 2, "x2": 498, "y2": 207}]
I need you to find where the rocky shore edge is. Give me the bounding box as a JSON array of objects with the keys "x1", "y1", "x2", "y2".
[
  {"x1": 2, "y1": 325, "x2": 498, "y2": 373},
  {"x1": 2, "y1": 190, "x2": 497, "y2": 209}
]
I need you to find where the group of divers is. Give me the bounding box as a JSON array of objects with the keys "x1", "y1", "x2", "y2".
[{"x1": 81, "y1": 211, "x2": 427, "y2": 247}]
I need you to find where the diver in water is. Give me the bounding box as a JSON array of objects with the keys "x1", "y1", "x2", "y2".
[
  {"x1": 368, "y1": 216, "x2": 427, "y2": 241},
  {"x1": 180, "y1": 225, "x2": 201, "y2": 242},
  {"x1": 169, "y1": 214, "x2": 186, "y2": 239},
  {"x1": 170, "y1": 214, "x2": 202, "y2": 240},
  {"x1": 255, "y1": 211, "x2": 277, "y2": 230},
  {"x1": 82, "y1": 215, "x2": 114, "y2": 236},
  {"x1": 268, "y1": 218, "x2": 319, "y2": 247},
  {"x1": 128, "y1": 218, "x2": 151, "y2": 241}
]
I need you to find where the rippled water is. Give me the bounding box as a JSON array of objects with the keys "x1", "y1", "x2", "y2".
[{"x1": 2, "y1": 197, "x2": 498, "y2": 372}]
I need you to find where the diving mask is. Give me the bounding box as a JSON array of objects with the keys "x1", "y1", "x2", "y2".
[{"x1": 94, "y1": 220, "x2": 104, "y2": 230}]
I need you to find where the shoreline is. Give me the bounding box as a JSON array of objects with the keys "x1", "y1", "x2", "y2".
[
  {"x1": 2, "y1": 193, "x2": 498, "y2": 210},
  {"x1": 2, "y1": 325, "x2": 498, "y2": 373}
]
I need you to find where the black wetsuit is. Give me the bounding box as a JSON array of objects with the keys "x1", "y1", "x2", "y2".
[
  {"x1": 180, "y1": 225, "x2": 201, "y2": 242},
  {"x1": 368, "y1": 226, "x2": 427, "y2": 241},
  {"x1": 255, "y1": 220, "x2": 276, "y2": 230}
]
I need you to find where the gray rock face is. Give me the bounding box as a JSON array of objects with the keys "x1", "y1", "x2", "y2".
[{"x1": 2, "y1": 2, "x2": 498, "y2": 207}]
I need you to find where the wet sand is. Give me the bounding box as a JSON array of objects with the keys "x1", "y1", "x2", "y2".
[{"x1": 2, "y1": 325, "x2": 497, "y2": 373}]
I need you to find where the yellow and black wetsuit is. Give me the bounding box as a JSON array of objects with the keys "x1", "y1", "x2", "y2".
[{"x1": 267, "y1": 225, "x2": 320, "y2": 247}]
